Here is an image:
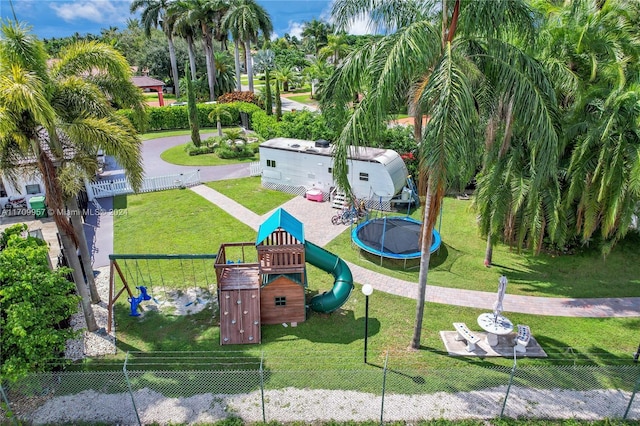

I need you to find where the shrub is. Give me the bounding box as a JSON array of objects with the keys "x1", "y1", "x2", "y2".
[
  {"x1": 216, "y1": 143, "x2": 255, "y2": 159},
  {"x1": 217, "y1": 91, "x2": 262, "y2": 106},
  {"x1": 185, "y1": 139, "x2": 219, "y2": 156},
  {"x1": 186, "y1": 145, "x2": 216, "y2": 156},
  {"x1": 279, "y1": 110, "x2": 336, "y2": 141},
  {"x1": 0, "y1": 224, "x2": 80, "y2": 382},
  {"x1": 250, "y1": 109, "x2": 283, "y2": 139}
]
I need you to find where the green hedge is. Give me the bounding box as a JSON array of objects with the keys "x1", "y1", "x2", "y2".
[
  {"x1": 250, "y1": 110, "x2": 283, "y2": 139},
  {"x1": 117, "y1": 102, "x2": 263, "y2": 132},
  {"x1": 117, "y1": 101, "x2": 337, "y2": 144}
]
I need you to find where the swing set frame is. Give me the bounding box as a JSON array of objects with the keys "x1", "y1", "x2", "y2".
[{"x1": 108, "y1": 253, "x2": 217, "y2": 333}]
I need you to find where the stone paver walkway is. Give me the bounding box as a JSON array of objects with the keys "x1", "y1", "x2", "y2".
[{"x1": 189, "y1": 185, "x2": 640, "y2": 318}]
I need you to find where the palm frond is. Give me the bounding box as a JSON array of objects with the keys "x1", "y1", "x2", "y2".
[
  {"x1": 61, "y1": 116, "x2": 144, "y2": 190},
  {"x1": 0, "y1": 64, "x2": 56, "y2": 129}
]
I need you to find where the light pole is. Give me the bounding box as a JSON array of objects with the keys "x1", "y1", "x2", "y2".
[{"x1": 362, "y1": 284, "x2": 373, "y2": 364}]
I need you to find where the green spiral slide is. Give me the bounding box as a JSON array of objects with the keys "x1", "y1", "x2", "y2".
[{"x1": 306, "y1": 241, "x2": 354, "y2": 313}]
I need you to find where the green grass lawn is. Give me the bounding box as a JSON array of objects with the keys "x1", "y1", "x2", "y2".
[
  {"x1": 288, "y1": 84, "x2": 312, "y2": 93},
  {"x1": 206, "y1": 176, "x2": 295, "y2": 215},
  {"x1": 106, "y1": 182, "x2": 640, "y2": 377},
  {"x1": 325, "y1": 198, "x2": 640, "y2": 299},
  {"x1": 160, "y1": 141, "x2": 259, "y2": 166},
  {"x1": 286, "y1": 93, "x2": 319, "y2": 106},
  {"x1": 140, "y1": 129, "x2": 218, "y2": 141}
]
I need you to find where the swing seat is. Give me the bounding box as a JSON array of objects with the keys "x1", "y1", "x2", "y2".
[
  {"x1": 129, "y1": 295, "x2": 143, "y2": 316},
  {"x1": 137, "y1": 286, "x2": 152, "y2": 301}
]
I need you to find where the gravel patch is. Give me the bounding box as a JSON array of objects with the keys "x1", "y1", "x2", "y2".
[
  {"x1": 23, "y1": 386, "x2": 639, "y2": 424},
  {"x1": 64, "y1": 267, "x2": 117, "y2": 360},
  {"x1": 64, "y1": 267, "x2": 216, "y2": 360}
]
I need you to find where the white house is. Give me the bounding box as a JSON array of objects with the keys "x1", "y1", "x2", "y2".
[
  {"x1": 259, "y1": 138, "x2": 409, "y2": 204},
  {"x1": 0, "y1": 165, "x2": 46, "y2": 210}
]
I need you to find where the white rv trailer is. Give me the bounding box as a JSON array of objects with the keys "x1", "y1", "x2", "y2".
[{"x1": 259, "y1": 137, "x2": 408, "y2": 202}]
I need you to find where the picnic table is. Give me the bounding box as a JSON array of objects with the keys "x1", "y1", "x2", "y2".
[{"x1": 477, "y1": 312, "x2": 513, "y2": 346}]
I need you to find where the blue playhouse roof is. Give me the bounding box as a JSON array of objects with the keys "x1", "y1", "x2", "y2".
[{"x1": 256, "y1": 208, "x2": 305, "y2": 245}]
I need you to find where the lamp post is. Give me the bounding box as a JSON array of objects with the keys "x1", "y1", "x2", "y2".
[{"x1": 362, "y1": 284, "x2": 373, "y2": 364}]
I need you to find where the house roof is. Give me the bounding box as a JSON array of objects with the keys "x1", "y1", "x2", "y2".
[
  {"x1": 260, "y1": 137, "x2": 390, "y2": 162},
  {"x1": 131, "y1": 76, "x2": 165, "y2": 88},
  {"x1": 5, "y1": 128, "x2": 77, "y2": 167},
  {"x1": 256, "y1": 208, "x2": 305, "y2": 245}
]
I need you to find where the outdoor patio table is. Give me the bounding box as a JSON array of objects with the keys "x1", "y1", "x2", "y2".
[{"x1": 477, "y1": 312, "x2": 514, "y2": 346}]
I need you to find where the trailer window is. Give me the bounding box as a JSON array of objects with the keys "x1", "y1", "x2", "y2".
[
  {"x1": 266, "y1": 159, "x2": 276, "y2": 168},
  {"x1": 26, "y1": 184, "x2": 41, "y2": 194},
  {"x1": 359, "y1": 173, "x2": 369, "y2": 182},
  {"x1": 275, "y1": 296, "x2": 287, "y2": 306}
]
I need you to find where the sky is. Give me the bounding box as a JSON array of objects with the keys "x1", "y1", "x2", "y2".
[{"x1": 0, "y1": 0, "x2": 371, "y2": 40}]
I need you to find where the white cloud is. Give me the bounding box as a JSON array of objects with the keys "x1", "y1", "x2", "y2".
[
  {"x1": 286, "y1": 21, "x2": 305, "y2": 39},
  {"x1": 49, "y1": 0, "x2": 132, "y2": 24},
  {"x1": 344, "y1": 14, "x2": 373, "y2": 35},
  {"x1": 324, "y1": 1, "x2": 374, "y2": 35}
]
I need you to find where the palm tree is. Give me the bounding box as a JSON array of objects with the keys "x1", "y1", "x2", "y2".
[
  {"x1": 303, "y1": 58, "x2": 334, "y2": 99},
  {"x1": 177, "y1": 0, "x2": 227, "y2": 101},
  {"x1": 222, "y1": 0, "x2": 273, "y2": 93},
  {"x1": 0, "y1": 21, "x2": 146, "y2": 331},
  {"x1": 545, "y1": 0, "x2": 640, "y2": 254},
  {"x1": 131, "y1": 0, "x2": 181, "y2": 98},
  {"x1": 301, "y1": 19, "x2": 331, "y2": 55},
  {"x1": 168, "y1": 1, "x2": 199, "y2": 79},
  {"x1": 208, "y1": 104, "x2": 233, "y2": 136},
  {"x1": 213, "y1": 50, "x2": 236, "y2": 96},
  {"x1": 274, "y1": 65, "x2": 297, "y2": 92},
  {"x1": 326, "y1": 0, "x2": 559, "y2": 349},
  {"x1": 318, "y1": 33, "x2": 351, "y2": 65},
  {"x1": 253, "y1": 48, "x2": 275, "y2": 115}
]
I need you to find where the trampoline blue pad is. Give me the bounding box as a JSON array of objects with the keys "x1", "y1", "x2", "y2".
[{"x1": 352, "y1": 217, "x2": 441, "y2": 259}]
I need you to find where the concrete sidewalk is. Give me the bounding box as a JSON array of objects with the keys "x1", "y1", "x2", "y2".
[{"x1": 187, "y1": 185, "x2": 640, "y2": 318}]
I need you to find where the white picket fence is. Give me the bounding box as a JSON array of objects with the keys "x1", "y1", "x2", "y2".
[
  {"x1": 85, "y1": 170, "x2": 201, "y2": 201},
  {"x1": 249, "y1": 161, "x2": 262, "y2": 177}
]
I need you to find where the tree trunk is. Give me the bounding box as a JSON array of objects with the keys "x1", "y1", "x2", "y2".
[
  {"x1": 234, "y1": 39, "x2": 242, "y2": 91},
  {"x1": 411, "y1": 102, "x2": 423, "y2": 142},
  {"x1": 59, "y1": 229, "x2": 98, "y2": 331},
  {"x1": 208, "y1": 38, "x2": 217, "y2": 100},
  {"x1": 245, "y1": 40, "x2": 254, "y2": 93},
  {"x1": 201, "y1": 25, "x2": 216, "y2": 101},
  {"x1": 217, "y1": 119, "x2": 223, "y2": 137},
  {"x1": 167, "y1": 35, "x2": 180, "y2": 99},
  {"x1": 484, "y1": 235, "x2": 493, "y2": 267},
  {"x1": 67, "y1": 196, "x2": 100, "y2": 304},
  {"x1": 186, "y1": 34, "x2": 197, "y2": 79},
  {"x1": 410, "y1": 184, "x2": 434, "y2": 350}
]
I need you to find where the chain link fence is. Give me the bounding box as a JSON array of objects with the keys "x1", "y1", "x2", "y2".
[{"x1": 1, "y1": 353, "x2": 639, "y2": 425}]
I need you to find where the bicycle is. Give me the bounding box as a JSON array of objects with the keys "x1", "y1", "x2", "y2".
[{"x1": 330, "y1": 200, "x2": 368, "y2": 225}]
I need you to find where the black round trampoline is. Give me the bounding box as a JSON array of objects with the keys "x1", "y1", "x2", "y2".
[{"x1": 351, "y1": 216, "x2": 442, "y2": 259}]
